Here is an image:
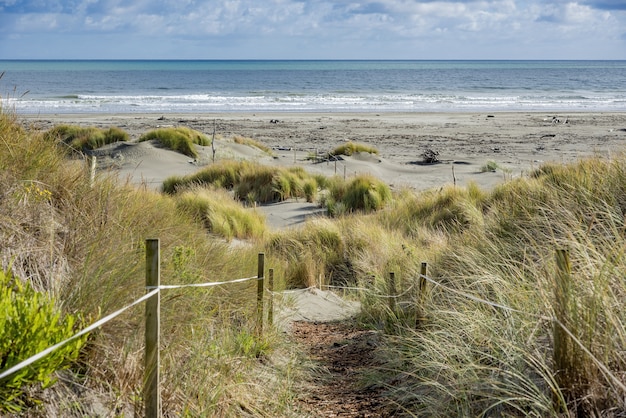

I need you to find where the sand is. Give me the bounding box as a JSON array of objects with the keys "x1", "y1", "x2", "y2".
[{"x1": 20, "y1": 112, "x2": 626, "y2": 229}]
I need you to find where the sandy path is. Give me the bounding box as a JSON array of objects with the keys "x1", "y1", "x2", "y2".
[{"x1": 290, "y1": 321, "x2": 394, "y2": 417}]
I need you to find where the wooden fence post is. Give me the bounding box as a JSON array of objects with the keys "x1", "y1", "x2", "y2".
[
  {"x1": 268, "y1": 268, "x2": 274, "y2": 326},
  {"x1": 388, "y1": 272, "x2": 397, "y2": 315},
  {"x1": 417, "y1": 262, "x2": 428, "y2": 327},
  {"x1": 419, "y1": 262, "x2": 428, "y2": 304},
  {"x1": 554, "y1": 248, "x2": 572, "y2": 411},
  {"x1": 145, "y1": 239, "x2": 161, "y2": 418},
  {"x1": 256, "y1": 253, "x2": 265, "y2": 335},
  {"x1": 89, "y1": 156, "x2": 97, "y2": 187}
]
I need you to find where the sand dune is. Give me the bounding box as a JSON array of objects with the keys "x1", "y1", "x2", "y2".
[{"x1": 22, "y1": 112, "x2": 626, "y2": 228}]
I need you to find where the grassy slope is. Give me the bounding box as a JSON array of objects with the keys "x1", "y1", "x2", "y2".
[{"x1": 0, "y1": 113, "x2": 298, "y2": 416}]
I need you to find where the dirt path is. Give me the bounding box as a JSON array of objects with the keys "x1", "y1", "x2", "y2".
[{"x1": 290, "y1": 320, "x2": 397, "y2": 417}]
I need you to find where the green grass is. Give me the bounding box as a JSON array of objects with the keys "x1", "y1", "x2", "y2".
[
  {"x1": 44, "y1": 124, "x2": 129, "y2": 153},
  {"x1": 322, "y1": 174, "x2": 392, "y2": 215},
  {"x1": 139, "y1": 126, "x2": 210, "y2": 158},
  {"x1": 0, "y1": 110, "x2": 296, "y2": 416}
]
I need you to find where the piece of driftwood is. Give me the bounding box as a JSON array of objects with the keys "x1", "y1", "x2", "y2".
[{"x1": 422, "y1": 149, "x2": 440, "y2": 164}]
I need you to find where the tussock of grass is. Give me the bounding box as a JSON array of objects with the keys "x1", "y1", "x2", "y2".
[
  {"x1": 378, "y1": 183, "x2": 486, "y2": 234},
  {"x1": 163, "y1": 160, "x2": 319, "y2": 204},
  {"x1": 267, "y1": 218, "x2": 345, "y2": 288},
  {"x1": 139, "y1": 126, "x2": 210, "y2": 158},
  {"x1": 328, "y1": 141, "x2": 379, "y2": 157},
  {"x1": 323, "y1": 174, "x2": 391, "y2": 215},
  {"x1": 44, "y1": 124, "x2": 129, "y2": 153},
  {"x1": 175, "y1": 187, "x2": 266, "y2": 241}
]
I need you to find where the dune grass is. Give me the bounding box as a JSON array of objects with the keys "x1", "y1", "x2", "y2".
[
  {"x1": 175, "y1": 187, "x2": 267, "y2": 241},
  {"x1": 139, "y1": 126, "x2": 210, "y2": 158},
  {"x1": 163, "y1": 160, "x2": 318, "y2": 203},
  {"x1": 268, "y1": 157, "x2": 626, "y2": 416},
  {"x1": 322, "y1": 173, "x2": 392, "y2": 215},
  {"x1": 232, "y1": 134, "x2": 272, "y2": 154},
  {"x1": 328, "y1": 141, "x2": 379, "y2": 157},
  {"x1": 43, "y1": 124, "x2": 129, "y2": 153}
]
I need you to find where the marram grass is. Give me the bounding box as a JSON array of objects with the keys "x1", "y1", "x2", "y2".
[
  {"x1": 328, "y1": 141, "x2": 379, "y2": 157},
  {"x1": 139, "y1": 126, "x2": 210, "y2": 158},
  {"x1": 0, "y1": 110, "x2": 296, "y2": 416},
  {"x1": 44, "y1": 124, "x2": 129, "y2": 153},
  {"x1": 175, "y1": 187, "x2": 266, "y2": 241}
]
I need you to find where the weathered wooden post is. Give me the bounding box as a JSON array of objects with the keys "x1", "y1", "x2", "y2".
[
  {"x1": 416, "y1": 262, "x2": 428, "y2": 327},
  {"x1": 145, "y1": 239, "x2": 161, "y2": 418},
  {"x1": 268, "y1": 268, "x2": 274, "y2": 326},
  {"x1": 256, "y1": 253, "x2": 265, "y2": 335},
  {"x1": 388, "y1": 272, "x2": 397, "y2": 315},
  {"x1": 89, "y1": 156, "x2": 97, "y2": 187},
  {"x1": 419, "y1": 262, "x2": 428, "y2": 304},
  {"x1": 553, "y1": 248, "x2": 572, "y2": 411}
]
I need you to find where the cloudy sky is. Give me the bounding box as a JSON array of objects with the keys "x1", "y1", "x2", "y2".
[{"x1": 1, "y1": 0, "x2": 625, "y2": 60}]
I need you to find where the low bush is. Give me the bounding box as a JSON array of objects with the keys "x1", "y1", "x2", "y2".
[{"x1": 0, "y1": 269, "x2": 87, "y2": 413}]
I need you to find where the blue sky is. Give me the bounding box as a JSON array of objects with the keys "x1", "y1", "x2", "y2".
[{"x1": 1, "y1": 0, "x2": 625, "y2": 59}]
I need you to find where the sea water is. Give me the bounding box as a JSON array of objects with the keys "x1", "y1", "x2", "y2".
[{"x1": 1, "y1": 60, "x2": 625, "y2": 114}]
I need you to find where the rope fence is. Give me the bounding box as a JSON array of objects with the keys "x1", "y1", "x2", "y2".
[
  {"x1": 318, "y1": 256, "x2": 626, "y2": 402},
  {"x1": 2, "y1": 244, "x2": 624, "y2": 415},
  {"x1": 0, "y1": 239, "x2": 269, "y2": 418}
]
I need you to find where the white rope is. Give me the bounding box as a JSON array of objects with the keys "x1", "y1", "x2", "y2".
[
  {"x1": 0, "y1": 289, "x2": 159, "y2": 381},
  {"x1": 147, "y1": 275, "x2": 259, "y2": 290},
  {"x1": 419, "y1": 273, "x2": 525, "y2": 313},
  {"x1": 324, "y1": 283, "x2": 415, "y2": 299}
]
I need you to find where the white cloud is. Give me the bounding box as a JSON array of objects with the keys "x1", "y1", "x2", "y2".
[{"x1": 0, "y1": 0, "x2": 624, "y2": 58}]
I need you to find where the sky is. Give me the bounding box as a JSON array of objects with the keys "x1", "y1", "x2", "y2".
[{"x1": 1, "y1": 0, "x2": 625, "y2": 60}]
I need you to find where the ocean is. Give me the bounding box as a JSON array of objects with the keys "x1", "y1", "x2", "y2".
[{"x1": 1, "y1": 60, "x2": 625, "y2": 114}]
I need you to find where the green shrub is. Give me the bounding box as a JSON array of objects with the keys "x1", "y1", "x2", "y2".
[
  {"x1": 0, "y1": 269, "x2": 87, "y2": 413},
  {"x1": 44, "y1": 124, "x2": 129, "y2": 153},
  {"x1": 139, "y1": 127, "x2": 210, "y2": 158}
]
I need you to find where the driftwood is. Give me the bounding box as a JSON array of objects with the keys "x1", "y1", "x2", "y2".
[{"x1": 422, "y1": 149, "x2": 440, "y2": 164}]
